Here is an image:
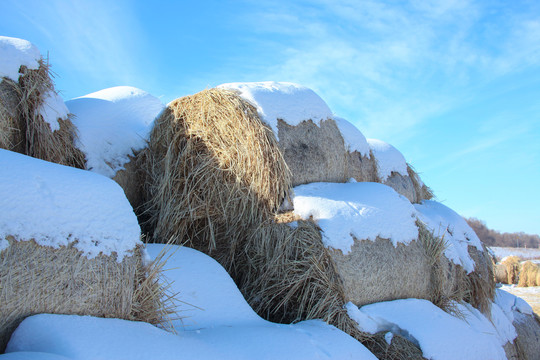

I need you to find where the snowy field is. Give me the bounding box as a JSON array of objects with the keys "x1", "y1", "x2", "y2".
[{"x1": 489, "y1": 247, "x2": 540, "y2": 261}]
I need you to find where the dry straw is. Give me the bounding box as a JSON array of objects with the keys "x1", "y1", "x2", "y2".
[
  {"x1": 0, "y1": 236, "x2": 174, "y2": 352},
  {"x1": 236, "y1": 217, "x2": 424, "y2": 360},
  {"x1": 0, "y1": 61, "x2": 84, "y2": 168},
  {"x1": 143, "y1": 88, "x2": 290, "y2": 264},
  {"x1": 276, "y1": 118, "x2": 350, "y2": 186},
  {"x1": 500, "y1": 255, "x2": 521, "y2": 285},
  {"x1": 518, "y1": 261, "x2": 540, "y2": 287}
]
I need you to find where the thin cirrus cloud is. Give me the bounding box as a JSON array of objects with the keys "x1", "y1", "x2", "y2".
[
  {"x1": 238, "y1": 0, "x2": 540, "y2": 143},
  {"x1": 3, "y1": 0, "x2": 147, "y2": 95}
]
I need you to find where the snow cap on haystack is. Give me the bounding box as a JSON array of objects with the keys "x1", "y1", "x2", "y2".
[
  {"x1": 0, "y1": 36, "x2": 84, "y2": 168},
  {"x1": 0, "y1": 150, "x2": 169, "y2": 351},
  {"x1": 368, "y1": 138, "x2": 433, "y2": 203},
  {"x1": 219, "y1": 81, "x2": 377, "y2": 186},
  {"x1": 143, "y1": 88, "x2": 291, "y2": 263},
  {"x1": 66, "y1": 86, "x2": 164, "y2": 209}
]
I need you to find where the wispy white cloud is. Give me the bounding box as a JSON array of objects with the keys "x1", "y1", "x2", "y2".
[
  {"x1": 6, "y1": 0, "x2": 148, "y2": 94},
  {"x1": 238, "y1": 0, "x2": 540, "y2": 143}
]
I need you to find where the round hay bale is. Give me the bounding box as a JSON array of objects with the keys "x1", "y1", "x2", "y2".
[
  {"x1": 277, "y1": 118, "x2": 349, "y2": 186},
  {"x1": 0, "y1": 238, "x2": 165, "y2": 352},
  {"x1": 518, "y1": 261, "x2": 539, "y2": 287},
  {"x1": 464, "y1": 245, "x2": 496, "y2": 315},
  {"x1": 0, "y1": 37, "x2": 84, "y2": 168},
  {"x1": 512, "y1": 311, "x2": 540, "y2": 360},
  {"x1": 236, "y1": 218, "x2": 422, "y2": 360},
  {"x1": 328, "y1": 237, "x2": 433, "y2": 306},
  {"x1": 347, "y1": 149, "x2": 379, "y2": 183},
  {"x1": 0, "y1": 78, "x2": 23, "y2": 152},
  {"x1": 502, "y1": 255, "x2": 521, "y2": 285},
  {"x1": 143, "y1": 88, "x2": 290, "y2": 262},
  {"x1": 0, "y1": 150, "x2": 171, "y2": 352},
  {"x1": 368, "y1": 139, "x2": 433, "y2": 203},
  {"x1": 494, "y1": 263, "x2": 509, "y2": 284}
]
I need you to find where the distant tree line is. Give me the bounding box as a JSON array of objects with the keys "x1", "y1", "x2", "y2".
[{"x1": 466, "y1": 218, "x2": 540, "y2": 248}]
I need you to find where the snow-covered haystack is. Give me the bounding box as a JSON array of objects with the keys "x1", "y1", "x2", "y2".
[
  {"x1": 219, "y1": 82, "x2": 433, "y2": 203},
  {"x1": 493, "y1": 289, "x2": 540, "y2": 360},
  {"x1": 367, "y1": 139, "x2": 433, "y2": 203},
  {"x1": 0, "y1": 36, "x2": 84, "y2": 168},
  {"x1": 0, "y1": 150, "x2": 170, "y2": 352},
  {"x1": 66, "y1": 86, "x2": 165, "y2": 210},
  {"x1": 414, "y1": 200, "x2": 495, "y2": 315},
  {"x1": 218, "y1": 82, "x2": 359, "y2": 186},
  {"x1": 289, "y1": 182, "x2": 444, "y2": 307},
  {"x1": 143, "y1": 88, "x2": 290, "y2": 262}
]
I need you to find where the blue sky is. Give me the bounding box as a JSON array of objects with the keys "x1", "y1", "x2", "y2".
[{"x1": 2, "y1": 0, "x2": 540, "y2": 235}]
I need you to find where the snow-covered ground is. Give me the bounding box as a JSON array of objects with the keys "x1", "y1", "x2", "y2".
[{"x1": 490, "y1": 246, "x2": 540, "y2": 260}]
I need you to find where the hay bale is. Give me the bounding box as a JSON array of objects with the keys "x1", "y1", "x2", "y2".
[
  {"x1": 0, "y1": 37, "x2": 84, "y2": 168},
  {"x1": 143, "y1": 88, "x2": 290, "y2": 260},
  {"x1": 0, "y1": 238, "x2": 167, "y2": 352},
  {"x1": 368, "y1": 138, "x2": 433, "y2": 203},
  {"x1": 328, "y1": 237, "x2": 433, "y2": 306},
  {"x1": 464, "y1": 245, "x2": 496, "y2": 315},
  {"x1": 0, "y1": 150, "x2": 171, "y2": 352},
  {"x1": 276, "y1": 118, "x2": 349, "y2": 185},
  {"x1": 512, "y1": 311, "x2": 540, "y2": 360},
  {"x1": 495, "y1": 263, "x2": 509, "y2": 284},
  {"x1": 518, "y1": 261, "x2": 540, "y2": 287},
  {"x1": 501, "y1": 256, "x2": 521, "y2": 284}
]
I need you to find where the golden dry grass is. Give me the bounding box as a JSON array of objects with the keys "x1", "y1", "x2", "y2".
[
  {"x1": 143, "y1": 88, "x2": 290, "y2": 264},
  {"x1": 407, "y1": 164, "x2": 434, "y2": 202},
  {"x1": 502, "y1": 255, "x2": 521, "y2": 284},
  {"x1": 518, "y1": 261, "x2": 540, "y2": 287},
  {"x1": 0, "y1": 237, "x2": 174, "y2": 352}
]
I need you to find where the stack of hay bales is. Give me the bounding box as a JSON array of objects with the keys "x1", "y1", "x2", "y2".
[
  {"x1": 142, "y1": 83, "x2": 499, "y2": 359},
  {"x1": 66, "y1": 86, "x2": 165, "y2": 211},
  {"x1": 0, "y1": 149, "x2": 170, "y2": 352},
  {"x1": 0, "y1": 36, "x2": 84, "y2": 168},
  {"x1": 218, "y1": 82, "x2": 432, "y2": 204}
]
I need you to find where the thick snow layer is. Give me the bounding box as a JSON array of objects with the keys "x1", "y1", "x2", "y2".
[
  {"x1": 66, "y1": 86, "x2": 164, "y2": 178},
  {"x1": 292, "y1": 182, "x2": 419, "y2": 254},
  {"x1": 145, "y1": 244, "x2": 263, "y2": 329},
  {"x1": 334, "y1": 117, "x2": 370, "y2": 157},
  {"x1": 218, "y1": 82, "x2": 333, "y2": 137},
  {"x1": 0, "y1": 150, "x2": 141, "y2": 261},
  {"x1": 367, "y1": 139, "x2": 408, "y2": 181},
  {"x1": 6, "y1": 245, "x2": 376, "y2": 360},
  {"x1": 0, "y1": 36, "x2": 40, "y2": 81},
  {"x1": 414, "y1": 200, "x2": 483, "y2": 273},
  {"x1": 6, "y1": 314, "x2": 376, "y2": 360},
  {"x1": 39, "y1": 90, "x2": 69, "y2": 132},
  {"x1": 496, "y1": 287, "x2": 534, "y2": 317},
  {"x1": 351, "y1": 299, "x2": 507, "y2": 360}
]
